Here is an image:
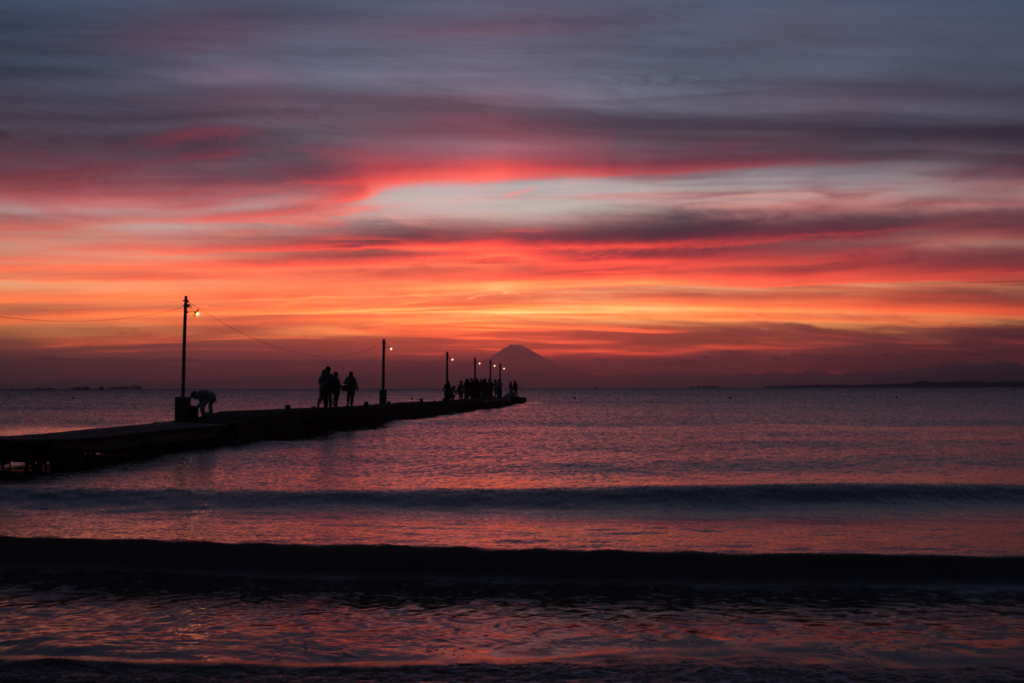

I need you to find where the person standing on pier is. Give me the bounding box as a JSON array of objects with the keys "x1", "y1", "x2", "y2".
[
  {"x1": 190, "y1": 390, "x2": 216, "y2": 417},
  {"x1": 331, "y1": 371, "x2": 342, "y2": 408},
  {"x1": 343, "y1": 371, "x2": 359, "y2": 407},
  {"x1": 318, "y1": 367, "x2": 332, "y2": 408}
]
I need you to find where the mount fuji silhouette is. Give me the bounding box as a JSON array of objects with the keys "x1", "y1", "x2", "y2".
[{"x1": 486, "y1": 344, "x2": 590, "y2": 387}]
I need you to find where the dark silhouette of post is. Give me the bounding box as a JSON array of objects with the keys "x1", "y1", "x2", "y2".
[
  {"x1": 473, "y1": 357, "x2": 477, "y2": 380},
  {"x1": 446, "y1": 351, "x2": 450, "y2": 384},
  {"x1": 181, "y1": 296, "x2": 189, "y2": 397},
  {"x1": 488, "y1": 359, "x2": 493, "y2": 382},
  {"x1": 380, "y1": 338, "x2": 387, "y2": 405},
  {"x1": 174, "y1": 296, "x2": 193, "y2": 422},
  {"x1": 498, "y1": 363, "x2": 503, "y2": 383}
]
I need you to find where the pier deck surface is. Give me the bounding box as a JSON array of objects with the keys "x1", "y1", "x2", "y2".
[{"x1": 0, "y1": 397, "x2": 526, "y2": 472}]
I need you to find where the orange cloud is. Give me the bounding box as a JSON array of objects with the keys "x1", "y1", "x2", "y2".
[{"x1": 3, "y1": 1, "x2": 1024, "y2": 385}]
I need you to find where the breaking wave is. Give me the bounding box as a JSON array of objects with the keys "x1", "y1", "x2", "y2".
[{"x1": 4, "y1": 483, "x2": 1024, "y2": 513}]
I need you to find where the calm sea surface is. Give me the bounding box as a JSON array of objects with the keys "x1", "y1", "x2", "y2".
[{"x1": 1, "y1": 387, "x2": 1022, "y2": 679}]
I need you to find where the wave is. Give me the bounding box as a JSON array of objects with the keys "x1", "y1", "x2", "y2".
[
  {"x1": 1, "y1": 660, "x2": 1022, "y2": 683},
  {"x1": 3, "y1": 483, "x2": 1024, "y2": 513},
  {"x1": 2, "y1": 536, "x2": 1022, "y2": 584}
]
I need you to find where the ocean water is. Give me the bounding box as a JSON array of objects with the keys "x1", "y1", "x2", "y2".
[{"x1": 1, "y1": 387, "x2": 1023, "y2": 681}]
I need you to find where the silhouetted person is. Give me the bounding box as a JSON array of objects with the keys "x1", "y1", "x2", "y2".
[
  {"x1": 343, "y1": 371, "x2": 359, "y2": 406},
  {"x1": 512, "y1": 380, "x2": 518, "y2": 397},
  {"x1": 318, "y1": 366, "x2": 332, "y2": 408},
  {"x1": 331, "y1": 371, "x2": 342, "y2": 408},
  {"x1": 443, "y1": 380, "x2": 454, "y2": 401},
  {"x1": 190, "y1": 389, "x2": 216, "y2": 417},
  {"x1": 456, "y1": 380, "x2": 465, "y2": 400}
]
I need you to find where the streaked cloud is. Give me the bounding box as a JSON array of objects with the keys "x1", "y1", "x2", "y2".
[{"x1": 1, "y1": 0, "x2": 1022, "y2": 385}]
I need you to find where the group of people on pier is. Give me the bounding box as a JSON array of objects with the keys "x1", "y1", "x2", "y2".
[
  {"x1": 444, "y1": 378, "x2": 519, "y2": 401},
  {"x1": 318, "y1": 366, "x2": 359, "y2": 408},
  {"x1": 317, "y1": 366, "x2": 519, "y2": 406},
  {"x1": 192, "y1": 363, "x2": 520, "y2": 417}
]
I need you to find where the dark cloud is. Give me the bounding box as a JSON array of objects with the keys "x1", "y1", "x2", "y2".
[
  {"x1": 2, "y1": 0, "x2": 1023, "y2": 380},
  {"x1": 2, "y1": 0, "x2": 1023, "y2": 200}
]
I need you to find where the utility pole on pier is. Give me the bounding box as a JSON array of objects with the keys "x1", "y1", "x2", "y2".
[
  {"x1": 445, "y1": 351, "x2": 450, "y2": 384},
  {"x1": 174, "y1": 296, "x2": 193, "y2": 422},
  {"x1": 380, "y1": 338, "x2": 388, "y2": 405},
  {"x1": 181, "y1": 296, "x2": 190, "y2": 397},
  {"x1": 473, "y1": 357, "x2": 477, "y2": 379},
  {"x1": 488, "y1": 359, "x2": 493, "y2": 383}
]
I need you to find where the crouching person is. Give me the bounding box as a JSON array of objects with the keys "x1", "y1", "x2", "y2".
[{"x1": 191, "y1": 389, "x2": 216, "y2": 417}]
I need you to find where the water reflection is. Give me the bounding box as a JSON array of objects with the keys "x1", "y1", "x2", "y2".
[
  {"x1": 2, "y1": 576, "x2": 1021, "y2": 669},
  {"x1": 1, "y1": 389, "x2": 1022, "y2": 553}
]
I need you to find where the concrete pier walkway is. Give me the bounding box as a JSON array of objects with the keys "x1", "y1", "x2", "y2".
[{"x1": 0, "y1": 397, "x2": 526, "y2": 473}]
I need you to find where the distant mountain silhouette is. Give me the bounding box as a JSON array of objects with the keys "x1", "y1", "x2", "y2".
[
  {"x1": 492, "y1": 345, "x2": 568, "y2": 371},
  {"x1": 488, "y1": 344, "x2": 592, "y2": 387}
]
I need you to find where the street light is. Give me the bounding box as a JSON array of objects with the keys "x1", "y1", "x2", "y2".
[
  {"x1": 380, "y1": 339, "x2": 388, "y2": 405},
  {"x1": 175, "y1": 296, "x2": 192, "y2": 422}
]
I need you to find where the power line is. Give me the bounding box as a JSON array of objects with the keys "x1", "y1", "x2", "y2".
[
  {"x1": 2, "y1": 299, "x2": 385, "y2": 362},
  {"x1": 391, "y1": 352, "x2": 444, "y2": 368},
  {"x1": 193, "y1": 303, "x2": 380, "y2": 360},
  {"x1": 0, "y1": 306, "x2": 181, "y2": 323}
]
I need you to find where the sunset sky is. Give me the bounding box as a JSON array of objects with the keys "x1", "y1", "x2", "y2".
[{"x1": 2, "y1": 0, "x2": 1023, "y2": 388}]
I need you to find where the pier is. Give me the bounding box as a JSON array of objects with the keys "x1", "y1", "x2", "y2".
[{"x1": 0, "y1": 397, "x2": 526, "y2": 474}]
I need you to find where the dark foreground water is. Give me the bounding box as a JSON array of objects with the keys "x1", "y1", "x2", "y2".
[{"x1": 1, "y1": 388, "x2": 1022, "y2": 681}]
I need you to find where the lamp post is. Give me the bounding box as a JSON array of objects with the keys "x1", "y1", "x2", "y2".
[
  {"x1": 488, "y1": 359, "x2": 493, "y2": 383},
  {"x1": 174, "y1": 296, "x2": 192, "y2": 421},
  {"x1": 181, "y1": 296, "x2": 190, "y2": 397},
  {"x1": 473, "y1": 357, "x2": 477, "y2": 380},
  {"x1": 380, "y1": 338, "x2": 388, "y2": 405},
  {"x1": 446, "y1": 352, "x2": 453, "y2": 384}
]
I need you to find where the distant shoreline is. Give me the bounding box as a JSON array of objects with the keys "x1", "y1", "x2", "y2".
[{"x1": 765, "y1": 380, "x2": 1024, "y2": 389}]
